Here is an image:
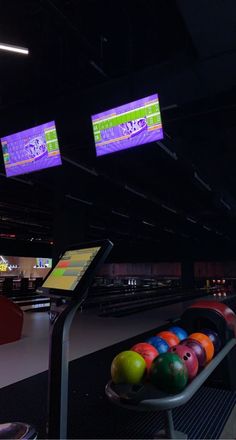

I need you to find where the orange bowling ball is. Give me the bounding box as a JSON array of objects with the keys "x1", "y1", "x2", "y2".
[
  {"x1": 156, "y1": 331, "x2": 179, "y2": 347},
  {"x1": 189, "y1": 332, "x2": 214, "y2": 363}
]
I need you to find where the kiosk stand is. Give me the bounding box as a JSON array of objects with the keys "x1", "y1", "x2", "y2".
[{"x1": 37, "y1": 240, "x2": 113, "y2": 440}]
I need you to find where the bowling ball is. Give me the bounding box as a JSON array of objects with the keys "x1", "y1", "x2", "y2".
[
  {"x1": 169, "y1": 345, "x2": 198, "y2": 380},
  {"x1": 180, "y1": 339, "x2": 206, "y2": 367},
  {"x1": 200, "y1": 328, "x2": 222, "y2": 354},
  {"x1": 131, "y1": 342, "x2": 159, "y2": 371},
  {"x1": 169, "y1": 326, "x2": 188, "y2": 341},
  {"x1": 111, "y1": 351, "x2": 146, "y2": 384},
  {"x1": 150, "y1": 352, "x2": 188, "y2": 393},
  {"x1": 156, "y1": 331, "x2": 179, "y2": 347},
  {"x1": 146, "y1": 336, "x2": 169, "y2": 353},
  {"x1": 189, "y1": 332, "x2": 214, "y2": 363}
]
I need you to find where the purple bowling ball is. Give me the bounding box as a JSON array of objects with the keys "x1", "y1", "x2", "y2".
[
  {"x1": 201, "y1": 328, "x2": 222, "y2": 354},
  {"x1": 180, "y1": 338, "x2": 206, "y2": 367}
]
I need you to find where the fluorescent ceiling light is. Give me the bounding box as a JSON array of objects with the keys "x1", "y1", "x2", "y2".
[{"x1": 0, "y1": 43, "x2": 29, "y2": 55}]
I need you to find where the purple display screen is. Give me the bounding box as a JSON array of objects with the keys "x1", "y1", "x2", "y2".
[
  {"x1": 1, "y1": 121, "x2": 62, "y2": 177},
  {"x1": 91, "y1": 94, "x2": 163, "y2": 156}
]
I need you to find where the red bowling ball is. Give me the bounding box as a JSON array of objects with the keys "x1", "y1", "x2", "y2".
[
  {"x1": 169, "y1": 344, "x2": 199, "y2": 380},
  {"x1": 131, "y1": 342, "x2": 159, "y2": 371}
]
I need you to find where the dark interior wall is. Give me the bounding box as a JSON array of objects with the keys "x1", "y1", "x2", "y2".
[
  {"x1": 103, "y1": 239, "x2": 236, "y2": 262},
  {"x1": 53, "y1": 182, "x2": 88, "y2": 260}
]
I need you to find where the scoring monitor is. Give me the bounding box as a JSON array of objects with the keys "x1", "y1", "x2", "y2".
[{"x1": 38, "y1": 240, "x2": 113, "y2": 298}]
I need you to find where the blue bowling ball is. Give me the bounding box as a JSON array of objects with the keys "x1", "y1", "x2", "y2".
[
  {"x1": 169, "y1": 326, "x2": 188, "y2": 341},
  {"x1": 146, "y1": 336, "x2": 169, "y2": 353}
]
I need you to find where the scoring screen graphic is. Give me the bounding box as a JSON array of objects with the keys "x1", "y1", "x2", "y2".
[
  {"x1": 42, "y1": 247, "x2": 101, "y2": 291},
  {"x1": 92, "y1": 94, "x2": 163, "y2": 156},
  {"x1": 1, "y1": 121, "x2": 62, "y2": 177}
]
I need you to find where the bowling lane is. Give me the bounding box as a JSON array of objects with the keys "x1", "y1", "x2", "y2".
[{"x1": 0, "y1": 291, "x2": 220, "y2": 388}]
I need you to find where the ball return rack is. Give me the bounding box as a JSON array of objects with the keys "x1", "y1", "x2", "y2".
[{"x1": 106, "y1": 338, "x2": 236, "y2": 439}]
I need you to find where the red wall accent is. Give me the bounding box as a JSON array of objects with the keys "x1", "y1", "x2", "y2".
[
  {"x1": 98, "y1": 261, "x2": 236, "y2": 279},
  {"x1": 194, "y1": 261, "x2": 236, "y2": 278},
  {"x1": 98, "y1": 262, "x2": 181, "y2": 278}
]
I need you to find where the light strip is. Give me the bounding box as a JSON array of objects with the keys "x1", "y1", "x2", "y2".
[
  {"x1": 62, "y1": 156, "x2": 98, "y2": 176},
  {"x1": 89, "y1": 224, "x2": 106, "y2": 231},
  {"x1": 220, "y1": 198, "x2": 231, "y2": 211},
  {"x1": 0, "y1": 172, "x2": 33, "y2": 186},
  {"x1": 111, "y1": 210, "x2": 130, "y2": 219},
  {"x1": 142, "y1": 220, "x2": 155, "y2": 227},
  {"x1": 203, "y1": 225, "x2": 211, "y2": 231},
  {"x1": 156, "y1": 141, "x2": 178, "y2": 160},
  {"x1": 163, "y1": 228, "x2": 175, "y2": 234},
  {"x1": 162, "y1": 104, "x2": 178, "y2": 111},
  {"x1": 187, "y1": 216, "x2": 197, "y2": 224},
  {"x1": 124, "y1": 185, "x2": 147, "y2": 199},
  {"x1": 194, "y1": 172, "x2": 212, "y2": 191},
  {"x1": 181, "y1": 233, "x2": 190, "y2": 238},
  {"x1": 66, "y1": 194, "x2": 93, "y2": 206},
  {"x1": 161, "y1": 204, "x2": 177, "y2": 214},
  {"x1": 0, "y1": 43, "x2": 29, "y2": 55}
]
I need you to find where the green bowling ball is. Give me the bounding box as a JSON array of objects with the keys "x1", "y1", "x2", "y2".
[
  {"x1": 150, "y1": 352, "x2": 188, "y2": 393},
  {"x1": 111, "y1": 350, "x2": 146, "y2": 384}
]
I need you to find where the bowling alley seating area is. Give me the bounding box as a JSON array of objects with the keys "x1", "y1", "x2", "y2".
[{"x1": 0, "y1": 276, "x2": 50, "y2": 312}]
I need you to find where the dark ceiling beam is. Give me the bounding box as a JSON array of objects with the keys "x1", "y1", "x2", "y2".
[
  {"x1": 176, "y1": 0, "x2": 236, "y2": 59},
  {"x1": 42, "y1": 0, "x2": 108, "y2": 77}
]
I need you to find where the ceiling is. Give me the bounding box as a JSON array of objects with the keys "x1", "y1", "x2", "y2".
[{"x1": 0, "y1": 0, "x2": 236, "y2": 261}]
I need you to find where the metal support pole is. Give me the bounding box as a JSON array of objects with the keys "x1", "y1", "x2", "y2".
[{"x1": 166, "y1": 410, "x2": 175, "y2": 439}]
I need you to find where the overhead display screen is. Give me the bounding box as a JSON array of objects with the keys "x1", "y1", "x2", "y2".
[
  {"x1": 42, "y1": 247, "x2": 101, "y2": 291},
  {"x1": 91, "y1": 94, "x2": 163, "y2": 156},
  {"x1": 1, "y1": 121, "x2": 62, "y2": 177}
]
